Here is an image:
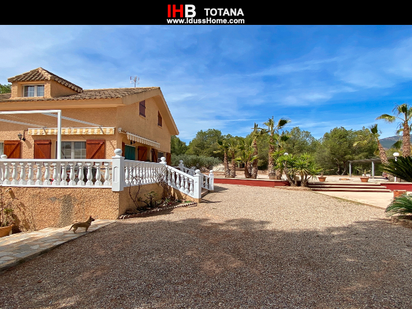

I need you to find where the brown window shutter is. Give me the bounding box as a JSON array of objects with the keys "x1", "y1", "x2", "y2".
[
  {"x1": 139, "y1": 100, "x2": 146, "y2": 117},
  {"x1": 151, "y1": 148, "x2": 158, "y2": 162},
  {"x1": 138, "y1": 146, "x2": 147, "y2": 161},
  {"x1": 3, "y1": 140, "x2": 21, "y2": 158},
  {"x1": 34, "y1": 140, "x2": 52, "y2": 159},
  {"x1": 158, "y1": 112, "x2": 162, "y2": 126},
  {"x1": 86, "y1": 140, "x2": 105, "y2": 159},
  {"x1": 166, "y1": 152, "x2": 171, "y2": 165}
]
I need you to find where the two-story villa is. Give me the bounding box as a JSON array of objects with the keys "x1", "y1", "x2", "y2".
[{"x1": 0, "y1": 67, "x2": 178, "y2": 164}]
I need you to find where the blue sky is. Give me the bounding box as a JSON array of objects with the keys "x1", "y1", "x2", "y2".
[{"x1": 1, "y1": 25, "x2": 412, "y2": 144}]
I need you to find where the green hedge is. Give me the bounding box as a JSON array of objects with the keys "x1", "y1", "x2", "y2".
[{"x1": 171, "y1": 154, "x2": 221, "y2": 171}]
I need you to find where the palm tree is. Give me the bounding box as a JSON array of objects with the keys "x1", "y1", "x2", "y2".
[
  {"x1": 377, "y1": 103, "x2": 412, "y2": 157},
  {"x1": 215, "y1": 139, "x2": 230, "y2": 178},
  {"x1": 353, "y1": 124, "x2": 388, "y2": 165},
  {"x1": 263, "y1": 117, "x2": 290, "y2": 179},
  {"x1": 227, "y1": 137, "x2": 239, "y2": 178},
  {"x1": 250, "y1": 123, "x2": 265, "y2": 179},
  {"x1": 236, "y1": 138, "x2": 257, "y2": 178},
  {"x1": 273, "y1": 132, "x2": 291, "y2": 179}
]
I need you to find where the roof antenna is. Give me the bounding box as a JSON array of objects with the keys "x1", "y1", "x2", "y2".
[{"x1": 130, "y1": 76, "x2": 140, "y2": 87}]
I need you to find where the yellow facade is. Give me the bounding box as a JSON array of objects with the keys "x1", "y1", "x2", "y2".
[{"x1": 0, "y1": 68, "x2": 179, "y2": 162}]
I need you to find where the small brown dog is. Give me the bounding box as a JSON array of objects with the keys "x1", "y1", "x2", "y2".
[{"x1": 69, "y1": 216, "x2": 95, "y2": 233}]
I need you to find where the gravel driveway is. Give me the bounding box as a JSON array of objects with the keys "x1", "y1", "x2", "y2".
[{"x1": 1, "y1": 184, "x2": 412, "y2": 308}]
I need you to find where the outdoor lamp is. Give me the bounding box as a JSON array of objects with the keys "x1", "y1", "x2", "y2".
[
  {"x1": 393, "y1": 152, "x2": 399, "y2": 161},
  {"x1": 17, "y1": 132, "x2": 25, "y2": 141},
  {"x1": 393, "y1": 152, "x2": 399, "y2": 182}
]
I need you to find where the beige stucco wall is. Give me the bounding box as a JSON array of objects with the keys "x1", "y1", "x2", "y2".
[
  {"x1": 116, "y1": 97, "x2": 172, "y2": 154},
  {"x1": 7, "y1": 187, "x2": 119, "y2": 231},
  {"x1": 6, "y1": 182, "x2": 185, "y2": 232},
  {"x1": 118, "y1": 183, "x2": 164, "y2": 215},
  {"x1": 0, "y1": 99, "x2": 172, "y2": 159},
  {"x1": 0, "y1": 107, "x2": 118, "y2": 159},
  {"x1": 10, "y1": 80, "x2": 78, "y2": 99}
]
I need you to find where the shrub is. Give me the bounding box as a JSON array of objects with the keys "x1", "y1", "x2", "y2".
[
  {"x1": 386, "y1": 194, "x2": 412, "y2": 218},
  {"x1": 383, "y1": 157, "x2": 412, "y2": 182},
  {"x1": 171, "y1": 154, "x2": 221, "y2": 171}
]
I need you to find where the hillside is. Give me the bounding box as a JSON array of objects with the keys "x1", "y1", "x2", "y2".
[{"x1": 379, "y1": 136, "x2": 412, "y2": 149}]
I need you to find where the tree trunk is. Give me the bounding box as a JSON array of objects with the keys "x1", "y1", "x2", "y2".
[
  {"x1": 251, "y1": 140, "x2": 258, "y2": 179},
  {"x1": 402, "y1": 121, "x2": 411, "y2": 157},
  {"x1": 224, "y1": 152, "x2": 230, "y2": 178},
  {"x1": 284, "y1": 169, "x2": 296, "y2": 186},
  {"x1": 378, "y1": 141, "x2": 389, "y2": 164},
  {"x1": 244, "y1": 162, "x2": 251, "y2": 178},
  {"x1": 230, "y1": 157, "x2": 236, "y2": 178},
  {"x1": 267, "y1": 139, "x2": 275, "y2": 179},
  {"x1": 275, "y1": 169, "x2": 282, "y2": 180}
]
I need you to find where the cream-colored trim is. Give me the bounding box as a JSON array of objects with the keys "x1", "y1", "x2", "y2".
[{"x1": 28, "y1": 127, "x2": 115, "y2": 136}]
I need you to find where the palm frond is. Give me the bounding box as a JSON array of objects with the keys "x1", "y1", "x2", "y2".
[
  {"x1": 376, "y1": 114, "x2": 396, "y2": 122},
  {"x1": 391, "y1": 140, "x2": 402, "y2": 149},
  {"x1": 386, "y1": 194, "x2": 412, "y2": 217},
  {"x1": 382, "y1": 156, "x2": 412, "y2": 182},
  {"x1": 277, "y1": 119, "x2": 290, "y2": 129},
  {"x1": 369, "y1": 124, "x2": 379, "y2": 135}
]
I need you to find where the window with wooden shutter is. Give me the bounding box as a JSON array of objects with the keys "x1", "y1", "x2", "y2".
[
  {"x1": 3, "y1": 140, "x2": 21, "y2": 158},
  {"x1": 86, "y1": 140, "x2": 105, "y2": 159},
  {"x1": 139, "y1": 100, "x2": 146, "y2": 117},
  {"x1": 34, "y1": 140, "x2": 52, "y2": 159},
  {"x1": 151, "y1": 148, "x2": 158, "y2": 162},
  {"x1": 138, "y1": 146, "x2": 147, "y2": 161},
  {"x1": 158, "y1": 112, "x2": 162, "y2": 127}
]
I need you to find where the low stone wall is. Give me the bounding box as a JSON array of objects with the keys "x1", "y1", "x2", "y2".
[
  {"x1": 6, "y1": 187, "x2": 119, "y2": 232},
  {"x1": 118, "y1": 183, "x2": 164, "y2": 215},
  {"x1": 6, "y1": 182, "x2": 200, "y2": 232}
]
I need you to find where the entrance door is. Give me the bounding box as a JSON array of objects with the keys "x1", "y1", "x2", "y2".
[{"x1": 124, "y1": 145, "x2": 136, "y2": 160}]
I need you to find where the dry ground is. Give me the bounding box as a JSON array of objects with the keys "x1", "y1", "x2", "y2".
[{"x1": 1, "y1": 184, "x2": 412, "y2": 308}]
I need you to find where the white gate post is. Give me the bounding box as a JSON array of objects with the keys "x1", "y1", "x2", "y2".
[
  {"x1": 209, "y1": 170, "x2": 214, "y2": 191},
  {"x1": 193, "y1": 169, "x2": 202, "y2": 199},
  {"x1": 112, "y1": 149, "x2": 125, "y2": 192}
]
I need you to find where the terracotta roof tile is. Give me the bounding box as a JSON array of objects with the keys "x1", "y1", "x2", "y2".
[
  {"x1": 0, "y1": 87, "x2": 159, "y2": 103},
  {"x1": 8, "y1": 68, "x2": 83, "y2": 93}
]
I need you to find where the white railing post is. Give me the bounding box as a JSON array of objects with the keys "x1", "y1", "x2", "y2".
[
  {"x1": 112, "y1": 149, "x2": 125, "y2": 192},
  {"x1": 1, "y1": 155, "x2": 9, "y2": 185},
  {"x1": 193, "y1": 169, "x2": 202, "y2": 199},
  {"x1": 179, "y1": 160, "x2": 184, "y2": 171},
  {"x1": 209, "y1": 170, "x2": 214, "y2": 191}
]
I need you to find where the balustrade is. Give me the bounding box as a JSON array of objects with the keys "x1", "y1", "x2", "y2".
[
  {"x1": 0, "y1": 151, "x2": 208, "y2": 199},
  {"x1": 178, "y1": 160, "x2": 214, "y2": 191},
  {"x1": 0, "y1": 156, "x2": 112, "y2": 188}
]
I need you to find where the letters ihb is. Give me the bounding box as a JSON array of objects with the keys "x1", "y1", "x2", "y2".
[{"x1": 167, "y1": 4, "x2": 196, "y2": 18}]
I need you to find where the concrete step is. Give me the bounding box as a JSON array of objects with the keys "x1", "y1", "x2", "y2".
[
  {"x1": 309, "y1": 182, "x2": 384, "y2": 186},
  {"x1": 309, "y1": 185, "x2": 388, "y2": 189},
  {"x1": 308, "y1": 182, "x2": 391, "y2": 192},
  {"x1": 310, "y1": 188, "x2": 391, "y2": 192}
]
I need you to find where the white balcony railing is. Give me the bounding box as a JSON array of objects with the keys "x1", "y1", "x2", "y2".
[
  {"x1": 0, "y1": 156, "x2": 112, "y2": 188},
  {"x1": 0, "y1": 149, "x2": 213, "y2": 200},
  {"x1": 178, "y1": 160, "x2": 214, "y2": 191}
]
